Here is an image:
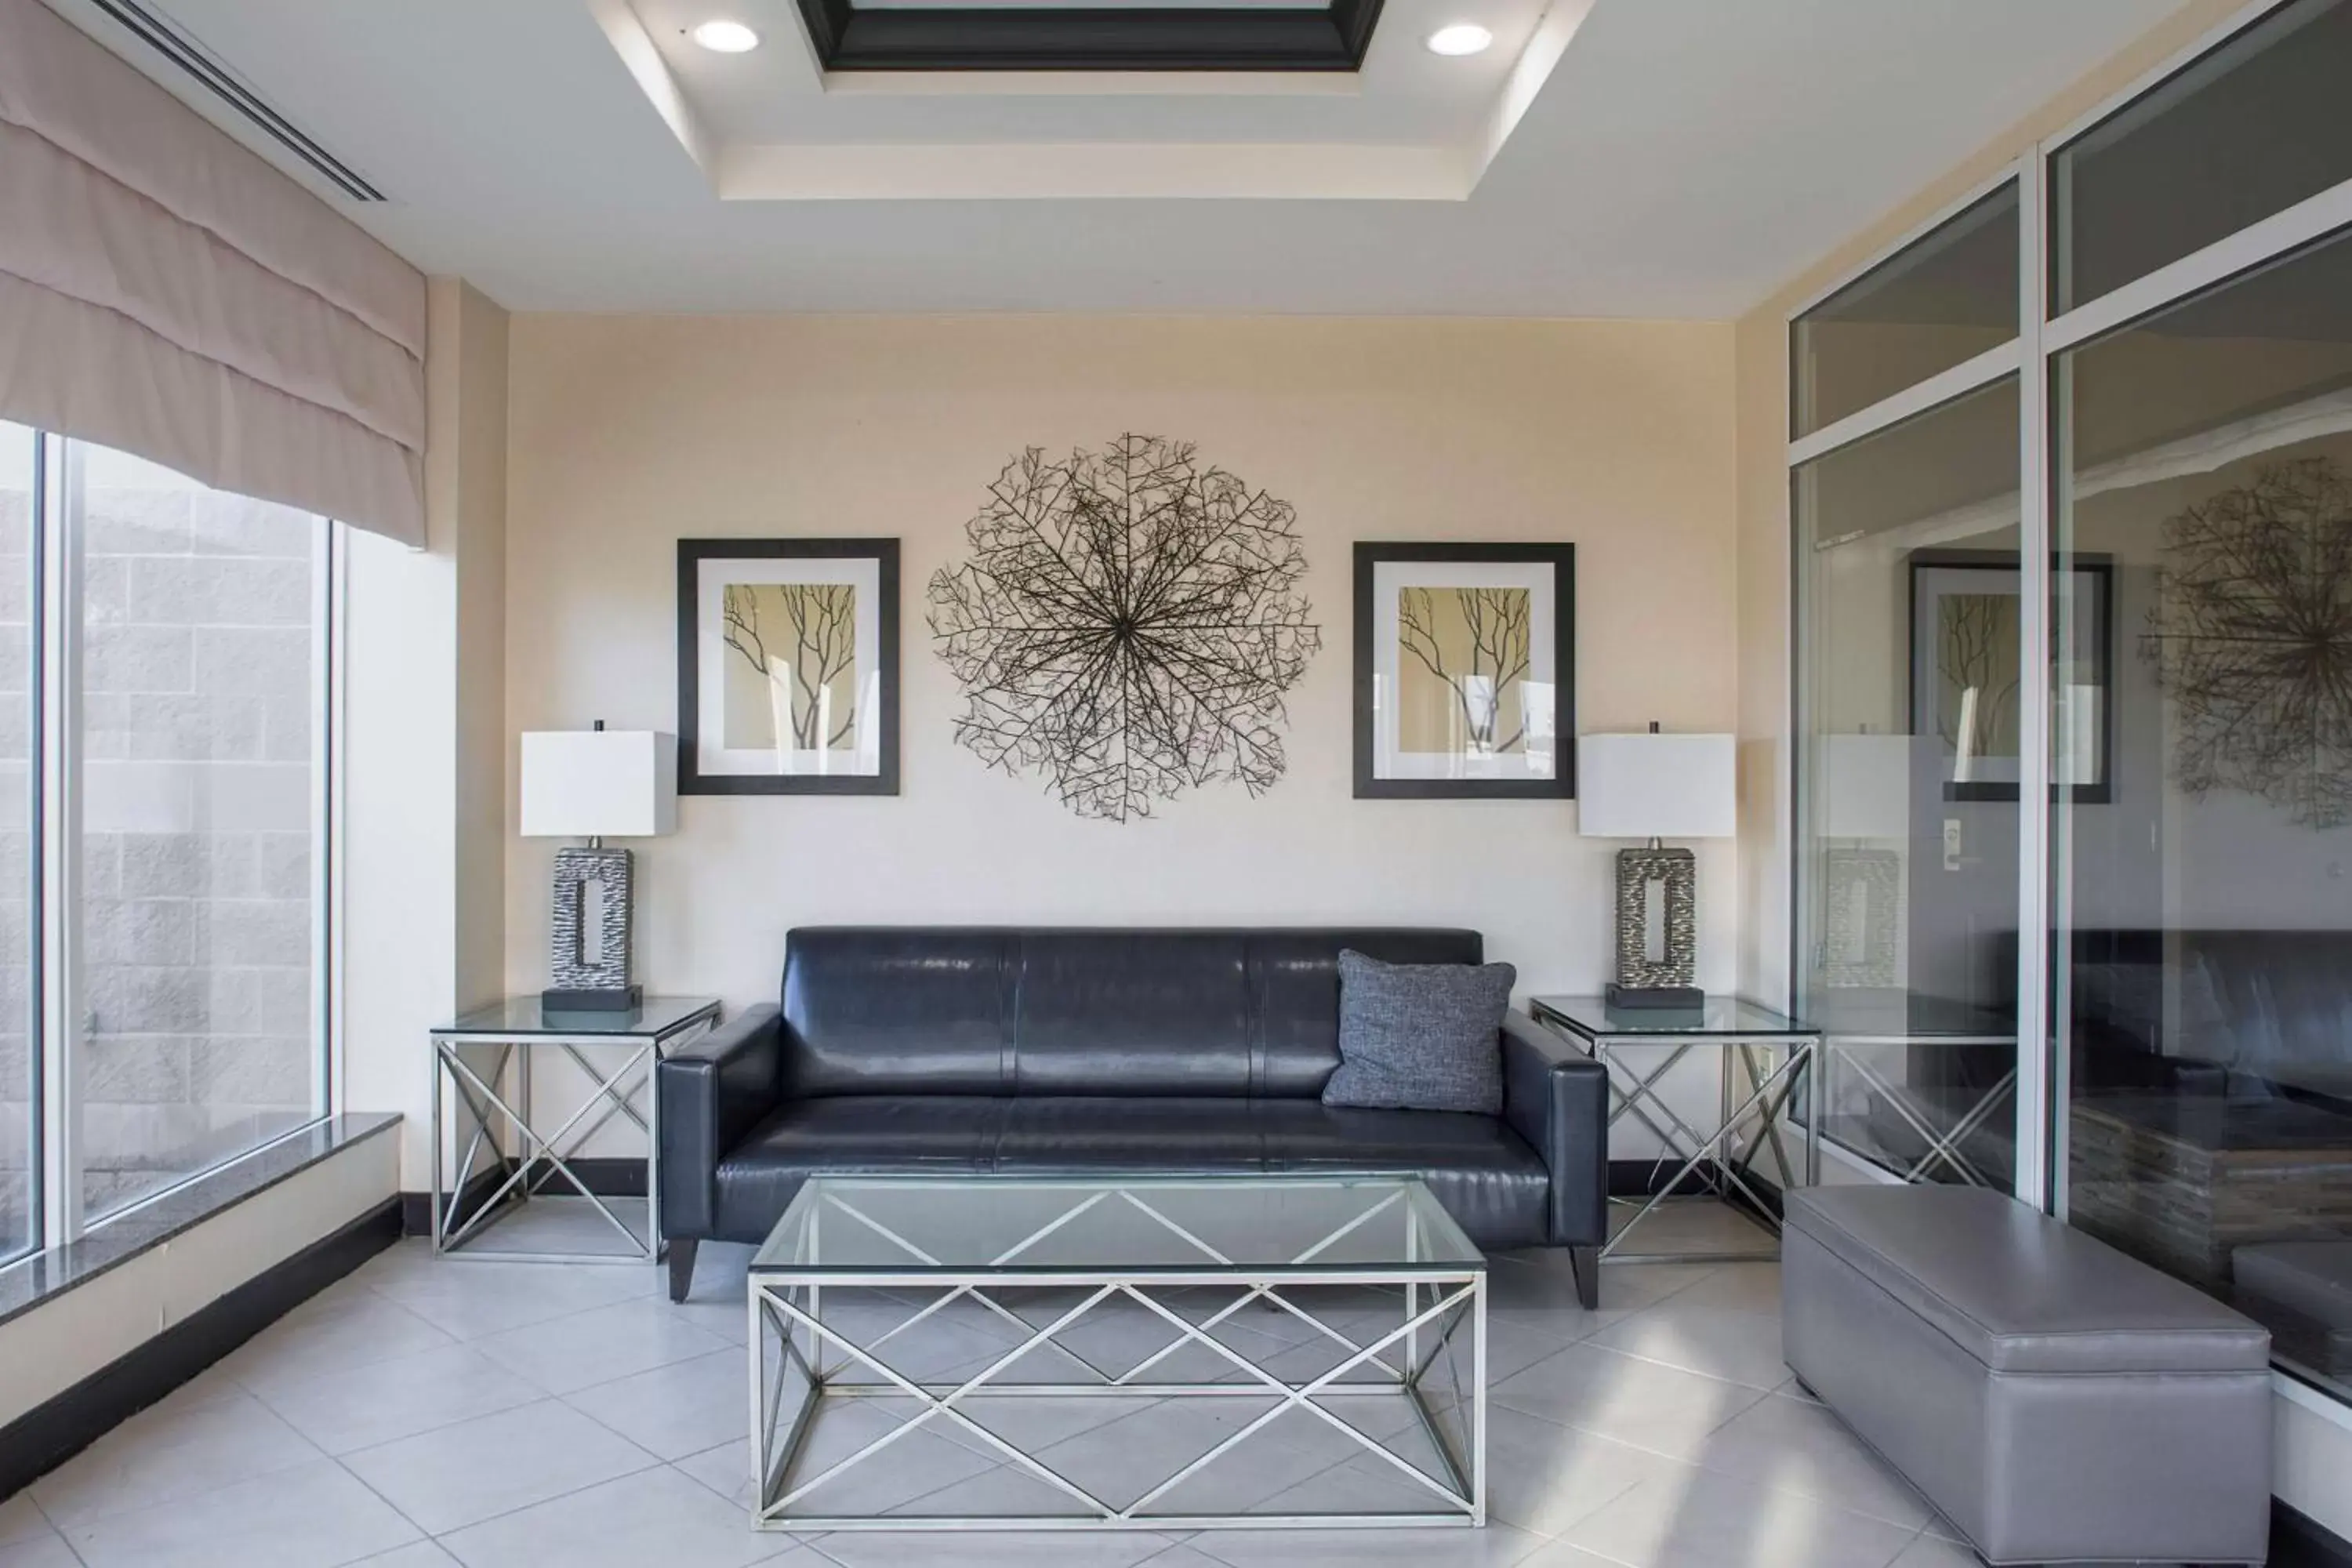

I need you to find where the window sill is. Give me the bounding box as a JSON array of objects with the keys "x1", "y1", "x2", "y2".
[{"x1": 0, "y1": 1113, "x2": 401, "y2": 1331}]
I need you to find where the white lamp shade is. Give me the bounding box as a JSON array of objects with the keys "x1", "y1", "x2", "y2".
[
  {"x1": 1815, "y1": 733, "x2": 1913, "y2": 840},
  {"x1": 520, "y1": 731, "x2": 677, "y2": 838},
  {"x1": 1577, "y1": 732, "x2": 1736, "y2": 839}
]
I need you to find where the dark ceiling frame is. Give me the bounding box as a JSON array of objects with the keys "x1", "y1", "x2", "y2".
[{"x1": 793, "y1": 0, "x2": 1385, "y2": 71}]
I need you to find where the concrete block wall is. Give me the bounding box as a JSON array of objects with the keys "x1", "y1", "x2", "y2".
[
  {"x1": 79, "y1": 480, "x2": 319, "y2": 1216},
  {"x1": 0, "y1": 466, "x2": 321, "y2": 1240}
]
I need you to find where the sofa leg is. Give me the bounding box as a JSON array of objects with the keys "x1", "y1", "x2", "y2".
[
  {"x1": 667, "y1": 1240, "x2": 699, "y2": 1304},
  {"x1": 1570, "y1": 1244, "x2": 1602, "y2": 1311}
]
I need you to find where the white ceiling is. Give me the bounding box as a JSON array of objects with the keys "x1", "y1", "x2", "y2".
[{"x1": 65, "y1": 0, "x2": 2185, "y2": 317}]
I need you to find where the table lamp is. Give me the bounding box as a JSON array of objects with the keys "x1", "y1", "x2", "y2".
[
  {"x1": 1577, "y1": 725, "x2": 1737, "y2": 1009},
  {"x1": 520, "y1": 724, "x2": 677, "y2": 1011}
]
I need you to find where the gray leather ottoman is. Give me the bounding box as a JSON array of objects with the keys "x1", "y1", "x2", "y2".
[{"x1": 1783, "y1": 1185, "x2": 2272, "y2": 1566}]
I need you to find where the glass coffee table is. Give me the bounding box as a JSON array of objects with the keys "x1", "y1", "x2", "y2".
[{"x1": 747, "y1": 1174, "x2": 1487, "y2": 1532}]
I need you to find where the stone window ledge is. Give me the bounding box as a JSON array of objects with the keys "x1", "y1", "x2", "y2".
[{"x1": 0, "y1": 1113, "x2": 398, "y2": 1330}]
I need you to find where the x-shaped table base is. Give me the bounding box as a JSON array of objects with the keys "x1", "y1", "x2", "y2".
[
  {"x1": 1592, "y1": 1035, "x2": 1818, "y2": 1265},
  {"x1": 748, "y1": 1185, "x2": 1487, "y2": 1531}
]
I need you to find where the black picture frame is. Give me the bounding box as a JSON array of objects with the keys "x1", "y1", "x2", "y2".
[
  {"x1": 1905, "y1": 548, "x2": 2112, "y2": 805},
  {"x1": 677, "y1": 538, "x2": 900, "y2": 796},
  {"x1": 793, "y1": 0, "x2": 1384, "y2": 71},
  {"x1": 1352, "y1": 542, "x2": 1577, "y2": 800}
]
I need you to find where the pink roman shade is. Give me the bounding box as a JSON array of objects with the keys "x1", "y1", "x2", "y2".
[{"x1": 0, "y1": 0, "x2": 426, "y2": 546}]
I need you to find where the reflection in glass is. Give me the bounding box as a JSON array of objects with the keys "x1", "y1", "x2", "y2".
[
  {"x1": 1795, "y1": 379, "x2": 2022, "y2": 1191},
  {"x1": 2053, "y1": 0, "x2": 2352, "y2": 315},
  {"x1": 2055, "y1": 229, "x2": 2352, "y2": 1403},
  {"x1": 1791, "y1": 183, "x2": 2018, "y2": 439},
  {"x1": 71, "y1": 441, "x2": 325, "y2": 1221}
]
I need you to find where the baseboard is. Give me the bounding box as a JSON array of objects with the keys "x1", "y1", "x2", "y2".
[
  {"x1": 0, "y1": 1196, "x2": 399, "y2": 1500},
  {"x1": 398, "y1": 1156, "x2": 648, "y2": 1237},
  {"x1": 1606, "y1": 1157, "x2": 1786, "y2": 1221},
  {"x1": 2278, "y1": 1499, "x2": 2352, "y2": 1567}
]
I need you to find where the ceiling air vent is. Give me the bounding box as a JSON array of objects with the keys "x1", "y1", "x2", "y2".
[{"x1": 83, "y1": 0, "x2": 386, "y2": 201}]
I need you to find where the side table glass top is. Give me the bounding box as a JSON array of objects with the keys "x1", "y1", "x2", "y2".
[
  {"x1": 1531, "y1": 995, "x2": 1813, "y2": 1039},
  {"x1": 432, "y1": 995, "x2": 720, "y2": 1036}
]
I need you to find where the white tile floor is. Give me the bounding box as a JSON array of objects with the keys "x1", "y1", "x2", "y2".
[{"x1": 0, "y1": 1202, "x2": 2003, "y2": 1568}]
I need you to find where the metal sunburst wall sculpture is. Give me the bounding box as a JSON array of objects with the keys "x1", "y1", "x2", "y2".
[
  {"x1": 927, "y1": 434, "x2": 1321, "y2": 822},
  {"x1": 2141, "y1": 456, "x2": 2352, "y2": 829}
]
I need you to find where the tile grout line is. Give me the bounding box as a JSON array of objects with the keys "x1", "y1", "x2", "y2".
[
  {"x1": 321, "y1": 1444, "x2": 446, "y2": 1555},
  {"x1": 24, "y1": 1490, "x2": 92, "y2": 1568},
  {"x1": 328, "y1": 1436, "x2": 670, "y2": 1550}
]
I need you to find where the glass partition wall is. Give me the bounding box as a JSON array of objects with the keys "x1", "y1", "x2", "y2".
[
  {"x1": 1792, "y1": 0, "x2": 2352, "y2": 1406},
  {"x1": 1795, "y1": 379, "x2": 2026, "y2": 1190}
]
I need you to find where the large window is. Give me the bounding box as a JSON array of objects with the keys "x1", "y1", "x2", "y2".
[
  {"x1": 0, "y1": 430, "x2": 332, "y2": 1264},
  {"x1": 1, "y1": 425, "x2": 34, "y2": 1261},
  {"x1": 1791, "y1": 0, "x2": 2352, "y2": 1409}
]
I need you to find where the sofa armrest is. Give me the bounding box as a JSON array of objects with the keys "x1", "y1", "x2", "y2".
[
  {"x1": 1501, "y1": 1009, "x2": 1609, "y2": 1247},
  {"x1": 658, "y1": 1004, "x2": 785, "y2": 1242}
]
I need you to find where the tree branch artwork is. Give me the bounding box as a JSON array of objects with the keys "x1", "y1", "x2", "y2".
[
  {"x1": 725, "y1": 583, "x2": 858, "y2": 750},
  {"x1": 927, "y1": 434, "x2": 1320, "y2": 822},
  {"x1": 1936, "y1": 593, "x2": 2020, "y2": 761},
  {"x1": 1397, "y1": 586, "x2": 1532, "y2": 754},
  {"x1": 2142, "y1": 456, "x2": 2352, "y2": 829}
]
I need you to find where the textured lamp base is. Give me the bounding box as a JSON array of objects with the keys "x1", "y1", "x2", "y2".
[
  {"x1": 1614, "y1": 843, "x2": 1700, "y2": 1002},
  {"x1": 550, "y1": 844, "x2": 637, "y2": 1010}
]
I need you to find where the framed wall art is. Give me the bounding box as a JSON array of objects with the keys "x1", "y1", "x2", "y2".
[
  {"x1": 1352, "y1": 542, "x2": 1575, "y2": 799},
  {"x1": 1907, "y1": 549, "x2": 2111, "y2": 804},
  {"x1": 677, "y1": 538, "x2": 900, "y2": 795}
]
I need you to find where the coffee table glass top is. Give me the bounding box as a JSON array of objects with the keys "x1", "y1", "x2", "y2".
[
  {"x1": 753, "y1": 1174, "x2": 1483, "y2": 1276},
  {"x1": 1532, "y1": 994, "x2": 1814, "y2": 1039}
]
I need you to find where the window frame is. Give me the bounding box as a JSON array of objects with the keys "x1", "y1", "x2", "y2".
[
  {"x1": 1780, "y1": 0, "x2": 2352, "y2": 1219},
  {"x1": 5, "y1": 431, "x2": 343, "y2": 1261}
]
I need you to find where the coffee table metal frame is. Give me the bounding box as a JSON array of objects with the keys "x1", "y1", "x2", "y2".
[
  {"x1": 429, "y1": 998, "x2": 720, "y2": 1264},
  {"x1": 747, "y1": 1175, "x2": 1487, "y2": 1532}
]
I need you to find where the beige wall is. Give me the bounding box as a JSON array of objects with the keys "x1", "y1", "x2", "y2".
[
  {"x1": 343, "y1": 278, "x2": 507, "y2": 1187},
  {"x1": 503, "y1": 316, "x2": 1739, "y2": 1060},
  {"x1": 451, "y1": 285, "x2": 509, "y2": 1014}
]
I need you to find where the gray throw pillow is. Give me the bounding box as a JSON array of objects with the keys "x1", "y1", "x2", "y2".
[{"x1": 1323, "y1": 949, "x2": 1515, "y2": 1116}]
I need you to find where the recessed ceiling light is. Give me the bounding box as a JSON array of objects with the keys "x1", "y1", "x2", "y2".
[
  {"x1": 1425, "y1": 23, "x2": 1494, "y2": 56},
  {"x1": 691, "y1": 20, "x2": 761, "y2": 53}
]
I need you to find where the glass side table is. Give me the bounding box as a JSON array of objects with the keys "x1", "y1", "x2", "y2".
[
  {"x1": 430, "y1": 995, "x2": 720, "y2": 1264},
  {"x1": 1529, "y1": 996, "x2": 1820, "y2": 1265}
]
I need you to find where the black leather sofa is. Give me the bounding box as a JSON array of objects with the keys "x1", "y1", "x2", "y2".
[{"x1": 658, "y1": 926, "x2": 1609, "y2": 1305}]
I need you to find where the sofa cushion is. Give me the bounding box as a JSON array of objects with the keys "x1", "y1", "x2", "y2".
[
  {"x1": 992, "y1": 1096, "x2": 1266, "y2": 1171},
  {"x1": 712, "y1": 1095, "x2": 1009, "y2": 1240},
  {"x1": 1323, "y1": 949, "x2": 1512, "y2": 1115},
  {"x1": 778, "y1": 927, "x2": 1488, "y2": 1101},
  {"x1": 1010, "y1": 932, "x2": 1255, "y2": 1097},
  {"x1": 782, "y1": 930, "x2": 1013, "y2": 1098},
  {"x1": 1786, "y1": 1185, "x2": 2270, "y2": 1374},
  {"x1": 1256, "y1": 1100, "x2": 1549, "y2": 1247}
]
